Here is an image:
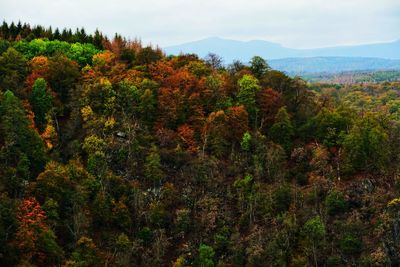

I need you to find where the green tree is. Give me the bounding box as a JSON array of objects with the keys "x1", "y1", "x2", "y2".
[
  {"x1": 0, "y1": 47, "x2": 28, "y2": 94},
  {"x1": 136, "y1": 46, "x2": 162, "y2": 65},
  {"x1": 237, "y1": 74, "x2": 261, "y2": 122},
  {"x1": 269, "y1": 107, "x2": 294, "y2": 153},
  {"x1": 339, "y1": 234, "x2": 362, "y2": 255},
  {"x1": 325, "y1": 191, "x2": 348, "y2": 216},
  {"x1": 0, "y1": 194, "x2": 16, "y2": 266},
  {"x1": 67, "y1": 43, "x2": 99, "y2": 67},
  {"x1": 114, "y1": 233, "x2": 132, "y2": 266},
  {"x1": 82, "y1": 78, "x2": 116, "y2": 116},
  {"x1": 249, "y1": 56, "x2": 270, "y2": 79},
  {"x1": 196, "y1": 244, "x2": 215, "y2": 267},
  {"x1": 272, "y1": 184, "x2": 292, "y2": 214},
  {"x1": 14, "y1": 39, "x2": 48, "y2": 59},
  {"x1": 342, "y1": 114, "x2": 389, "y2": 173},
  {"x1": 303, "y1": 216, "x2": 325, "y2": 267},
  {"x1": 144, "y1": 145, "x2": 164, "y2": 185},
  {"x1": 0, "y1": 39, "x2": 11, "y2": 54},
  {"x1": 48, "y1": 53, "x2": 80, "y2": 104},
  {"x1": 32, "y1": 161, "x2": 76, "y2": 219},
  {"x1": 68, "y1": 236, "x2": 100, "y2": 267},
  {"x1": 30, "y1": 78, "x2": 52, "y2": 131},
  {"x1": 82, "y1": 135, "x2": 107, "y2": 177},
  {"x1": 233, "y1": 174, "x2": 256, "y2": 226},
  {"x1": 240, "y1": 131, "x2": 252, "y2": 152},
  {"x1": 116, "y1": 80, "x2": 140, "y2": 116},
  {"x1": 120, "y1": 48, "x2": 136, "y2": 67},
  {"x1": 0, "y1": 90, "x2": 47, "y2": 193},
  {"x1": 139, "y1": 88, "x2": 157, "y2": 126},
  {"x1": 302, "y1": 107, "x2": 354, "y2": 147}
]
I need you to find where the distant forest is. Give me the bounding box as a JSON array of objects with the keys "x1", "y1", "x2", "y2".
[
  {"x1": 1, "y1": 21, "x2": 400, "y2": 267},
  {"x1": 302, "y1": 70, "x2": 400, "y2": 84}
]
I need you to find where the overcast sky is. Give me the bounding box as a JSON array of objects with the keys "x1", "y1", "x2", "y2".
[{"x1": 0, "y1": 0, "x2": 399, "y2": 48}]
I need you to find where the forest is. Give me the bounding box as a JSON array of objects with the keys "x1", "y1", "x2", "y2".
[
  {"x1": 302, "y1": 70, "x2": 400, "y2": 84},
  {"x1": 1, "y1": 21, "x2": 400, "y2": 266}
]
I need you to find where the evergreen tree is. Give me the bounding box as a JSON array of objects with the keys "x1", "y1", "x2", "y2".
[
  {"x1": 0, "y1": 47, "x2": 28, "y2": 94},
  {"x1": 30, "y1": 78, "x2": 52, "y2": 131},
  {"x1": 0, "y1": 90, "x2": 47, "y2": 194}
]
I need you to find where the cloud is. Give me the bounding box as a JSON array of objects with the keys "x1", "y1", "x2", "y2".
[{"x1": 0, "y1": 0, "x2": 399, "y2": 48}]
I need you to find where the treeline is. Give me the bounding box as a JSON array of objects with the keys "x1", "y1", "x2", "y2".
[
  {"x1": 0, "y1": 21, "x2": 157, "y2": 54},
  {"x1": 1, "y1": 22, "x2": 400, "y2": 266},
  {"x1": 0, "y1": 36, "x2": 163, "y2": 69},
  {"x1": 0, "y1": 21, "x2": 110, "y2": 49},
  {"x1": 302, "y1": 69, "x2": 400, "y2": 84}
]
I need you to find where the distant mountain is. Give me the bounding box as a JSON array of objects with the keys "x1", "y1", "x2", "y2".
[
  {"x1": 165, "y1": 37, "x2": 295, "y2": 61},
  {"x1": 164, "y1": 37, "x2": 400, "y2": 74},
  {"x1": 164, "y1": 37, "x2": 400, "y2": 61}
]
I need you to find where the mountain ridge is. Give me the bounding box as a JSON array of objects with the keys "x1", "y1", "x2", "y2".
[
  {"x1": 164, "y1": 37, "x2": 400, "y2": 63},
  {"x1": 164, "y1": 37, "x2": 400, "y2": 73}
]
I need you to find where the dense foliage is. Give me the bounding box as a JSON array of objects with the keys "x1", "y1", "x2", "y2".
[
  {"x1": 302, "y1": 69, "x2": 400, "y2": 84},
  {"x1": 1, "y1": 22, "x2": 400, "y2": 266}
]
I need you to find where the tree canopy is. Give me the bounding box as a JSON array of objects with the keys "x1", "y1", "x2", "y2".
[{"x1": 0, "y1": 21, "x2": 399, "y2": 267}]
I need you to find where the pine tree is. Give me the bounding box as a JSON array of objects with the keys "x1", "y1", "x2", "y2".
[
  {"x1": 30, "y1": 78, "x2": 52, "y2": 132},
  {"x1": 0, "y1": 47, "x2": 28, "y2": 94},
  {"x1": 0, "y1": 90, "x2": 47, "y2": 185}
]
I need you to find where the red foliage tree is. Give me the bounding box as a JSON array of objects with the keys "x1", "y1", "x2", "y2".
[
  {"x1": 178, "y1": 124, "x2": 198, "y2": 153},
  {"x1": 157, "y1": 87, "x2": 184, "y2": 129},
  {"x1": 187, "y1": 92, "x2": 205, "y2": 131},
  {"x1": 164, "y1": 68, "x2": 197, "y2": 94},
  {"x1": 149, "y1": 60, "x2": 175, "y2": 83},
  {"x1": 15, "y1": 198, "x2": 48, "y2": 264},
  {"x1": 226, "y1": 105, "x2": 249, "y2": 143},
  {"x1": 257, "y1": 88, "x2": 283, "y2": 130}
]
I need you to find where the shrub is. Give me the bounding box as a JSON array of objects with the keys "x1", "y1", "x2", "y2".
[{"x1": 325, "y1": 191, "x2": 348, "y2": 215}]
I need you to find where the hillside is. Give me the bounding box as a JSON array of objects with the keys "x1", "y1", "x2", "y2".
[{"x1": 1, "y1": 22, "x2": 400, "y2": 267}]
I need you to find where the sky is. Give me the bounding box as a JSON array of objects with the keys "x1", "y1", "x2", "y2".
[{"x1": 0, "y1": 0, "x2": 399, "y2": 48}]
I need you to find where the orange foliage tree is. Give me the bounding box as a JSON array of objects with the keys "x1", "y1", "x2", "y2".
[
  {"x1": 92, "y1": 50, "x2": 117, "y2": 74},
  {"x1": 25, "y1": 56, "x2": 49, "y2": 93},
  {"x1": 178, "y1": 124, "x2": 198, "y2": 153},
  {"x1": 256, "y1": 88, "x2": 283, "y2": 130},
  {"x1": 154, "y1": 64, "x2": 201, "y2": 129},
  {"x1": 14, "y1": 197, "x2": 63, "y2": 265},
  {"x1": 201, "y1": 110, "x2": 229, "y2": 157},
  {"x1": 226, "y1": 105, "x2": 249, "y2": 144},
  {"x1": 15, "y1": 198, "x2": 48, "y2": 264}
]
